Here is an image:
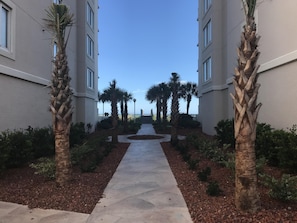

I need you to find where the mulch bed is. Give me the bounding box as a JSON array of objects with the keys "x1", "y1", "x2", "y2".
[
  {"x1": 162, "y1": 140, "x2": 297, "y2": 223},
  {"x1": 0, "y1": 143, "x2": 129, "y2": 214}
]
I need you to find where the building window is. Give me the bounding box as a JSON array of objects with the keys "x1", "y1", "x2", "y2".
[
  {"x1": 203, "y1": 57, "x2": 212, "y2": 82},
  {"x1": 87, "y1": 2, "x2": 94, "y2": 29},
  {"x1": 204, "y1": 0, "x2": 212, "y2": 13},
  {"x1": 0, "y1": 0, "x2": 15, "y2": 59},
  {"x1": 87, "y1": 68, "x2": 94, "y2": 89},
  {"x1": 0, "y1": 3, "x2": 9, "y2": 49},
  {"x1": 203, "y1": 20, "x2": 212, "y2": 47},
  {"x1": 87, "y1": 35, "x2": 94, "y2": 59},
  {"x1": 53, "y1": 42, "x2": 57, "y2": 59}
]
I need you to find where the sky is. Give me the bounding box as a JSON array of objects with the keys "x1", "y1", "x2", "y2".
[{"x1": 98, "y1": 0, "x2": 198, "y2": 115}]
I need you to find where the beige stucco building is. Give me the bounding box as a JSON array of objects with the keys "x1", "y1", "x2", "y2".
[
  {"x1": 0, "y1": 0, "x2": 99, "y2": 132},
  {"x1": 198, "y1": 0, "x2": 297, "y2": 135}
]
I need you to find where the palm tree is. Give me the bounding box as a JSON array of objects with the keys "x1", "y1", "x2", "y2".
[
  {"x1": 159, "y1": 82, "x2": 171, "y2": 123},
  {"x1": 181, "y1": 82, "x2": 198, "y2": 115},
  {"x1": 98, "y1": 91, "x2": 109, "y2": 115},
  {"x1": 104, "y1": 80, "x2": 121, "y2": 143},
  {"x1": 44, "y1": 2, "x2": 74, "y2": 186},
  {"x1": 123, "y1": 91, "x2": 133, "y2": 132},
  {"x1": 169, "y1": 72, "x2": 181, "y2": 145},
  {"x1": 119, "y1": 90, "x2": 125, "y2": 123},
  {"x1": 133, "y1": 98, "x2": 136, "y2": 121},
  {"x1": 146, "y1": 85, "x2": 162, "y2": 123},
  {"x1": 230, "y1": 0, "x2": 261, "y2": 212}
]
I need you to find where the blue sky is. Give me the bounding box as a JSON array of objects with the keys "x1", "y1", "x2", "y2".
[{"x1": 98, "y1": 0, "x2": 198, "y2": 115}]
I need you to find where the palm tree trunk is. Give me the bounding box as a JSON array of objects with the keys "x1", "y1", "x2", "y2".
[
  {"x1": 163, "y1": 100, "x2": 168, "y2": 123},
  {"x1": 51, "y1": 51, "x2": 73, "y2": 186},
  {"x1": 171, "y1": 91, "x2": 179, "y2": 144},
  {"x1": 230, "y1": 1, "x2": 261, "y2": 212},
  {"x1": 111, "y1": 92, "x2": 118, "y2": 143},
  {"x1": 55, "y1": 122, "x2": 72, "y2": 186},
  {"x1": 123, "y1": 101, "x2": 128, "y2": 132},
  {"x1": 186, "y1": 97, "x2": 191, "y2": 115},
  {"x1": 156, "y1": 98, "x2": 161, "y2": 124},
  {"x1": 235, "y1": 135, "x2": 259, "y2": 211}
]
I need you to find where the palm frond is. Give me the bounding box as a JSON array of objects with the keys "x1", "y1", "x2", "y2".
[
  {"x1": 242, "y1": 0, "x2": 257, "y2": 17},
  {"x1": 44, "y1": 3, "x2": 74, "y2": 48}
]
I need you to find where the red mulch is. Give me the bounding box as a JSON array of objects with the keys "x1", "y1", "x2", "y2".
[
  {"x1": 0, "y1": 143, "x2": 129, "y2": 214},
  {"x1": 161, "y1": 138, "x2": 297, "y2": 223}
]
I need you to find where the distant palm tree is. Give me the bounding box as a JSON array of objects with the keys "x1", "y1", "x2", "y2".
[
  {"x1": 102, "y1": 80, "x2": 121, "y2": 143},
  {"x1": 230, "y1": 0, "x2": 260, "y2": 212},
  {"x1": 98, "y1": 91, "x2": 108, "y2": 115},
  {"x1": 159, "y1": 82, "x2": 171, "y2": 123},
  {"x1": 110, "y1": 80, "x2": 120, "y2": 143},
  {"x1": 133, "y1": 98, "x2": 136, "y2": 120},
  {"x1": 169, "y1": 73, "x2": 181, "y2": 144},
  {"x1": 119, "y1": 90, "x2": 125, "y2": 123},
  {"x1": 123, "y1": 91, "x2": 133, "y2": 132},
  {"x1": 44, "y1": 2, "x2": 74, "y2": 186},
  {"x1": 146, "y1": 85, "x2": 162, "y2": 123},
  {"x1": 181, "y1": 82, "x2": 198, "y2": 114}
]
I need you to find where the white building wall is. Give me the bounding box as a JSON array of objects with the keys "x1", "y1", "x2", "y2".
[
  {"x1": 198, "y1": 0, "x2": 297, "y2": 135},
  {"x1": 0, "y1": 0, "x2": 99, "y2": 132}
]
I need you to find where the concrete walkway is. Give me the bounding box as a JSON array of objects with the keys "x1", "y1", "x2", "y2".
[
  {"x1": 0, "y1": 124, "x2": 192, "y2": 223},
  {"x1": 0, "y1": 201, "x2": 89, "y2": 223},
  {"x1": 87, "y1": 124, "x2": 192, "y2": 223}
]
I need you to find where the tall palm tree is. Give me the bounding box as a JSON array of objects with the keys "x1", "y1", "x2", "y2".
[
  {"x1": 146, "y1": 85, "x2": 161, "y2": 123},
  {"x1": 98, "y1": 91, "x2": 108, "y2": 116},
  {"x1": 105, "y1": 80, "x2": 121, "y2": 143},
  {"x1": 181, "y1": 82, "x2": 198, "y2": 115},
  {"x1": 123, "y1": 91, "x2": 133, "y2": 132},
  {"x1": 159, "y1": 82, "x2": 171, "y2": 123},
  {"x1": 119, "y1": 90, "x2": 125, "y2": 123},
  {"x1": 230, "y1": 0, "x2": 261, "y2": 212},
  {"x1": 169, "y1": 73, "x2": 181, "y2": 145},
  {"x1": 44, "y1": 3, "x2": 74, "y2": 186}
]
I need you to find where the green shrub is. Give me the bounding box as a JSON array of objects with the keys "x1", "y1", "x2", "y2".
[
  {"x1": 71, "y1": 137, "x2": 112, "y2": 172},
  {"x1": 0, "y1": 132, "x2": 10, "y2": 174},
  {"x1": 182, "y1": 153, "x2": 191, "y2": 162},
  {"x1": 220, "y1": 152, "x2": 235, "y2": 174},
  {"x1": 97, "y1": 117, "x2": 112, "y2": 130},
  {"x1": 255, "y1": 123, "x2": 273, "y2": 159},
  {"x1": 127, "y1": 120, "x2": 141, "y2": 133},
  {"x1": 30, "y1": 157, "x2": 55, "y2": 180},
  {"x1": 71, "y1": 144, "x2": 95, "y2": 165},
  {"x1": 259, "y1": 174, "x2": 297, "y2": 201},
  {"x1": 178, "y1": 113, "x2": 200, "y2": 128},
  {"x1": 198, "y1": 167, "x2": 211, "y2": 182},
  {"x1": 187, "y1": 159, "x2": 199, "y2": 170},
  {"x1": 72, "y1": 144, "x2": 98, "y2": 172},
  {"x1": 256, "y1": 157, "x2": 267, "y2": 175},
  {"x1": 175, "y1": 143, "x2": 188, "y2": 154},
  {"x1": 103, "y1": 144, "x2": 113, "y2": 157},
  {"x1": 70, "y1": 122, "x2": 87, "y2": 147},
  {"x1": 193, "y1": 137, "x2": 227, "y2": 163},
  {"x1": 5, "y1": 130, "x2": 33, "y2": 168},
  {"x1": 27, "y1": 126, "x2": 55, "y2": 159},
  {"x1": 214, "y1": 119, "x2": 235, "y2": 148},
  {"x1": 206, "y1": 181, "x2": 222, "y2": 196},
  {"x1": 264, "y1": 129, "x2": 297, "y2": 167},
  {"x1": 278, "y1": 146, "x2": 297, "y2": 173},
  {"x1": 86, "y1": 123, "x2": 93, "y2": 134}
]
